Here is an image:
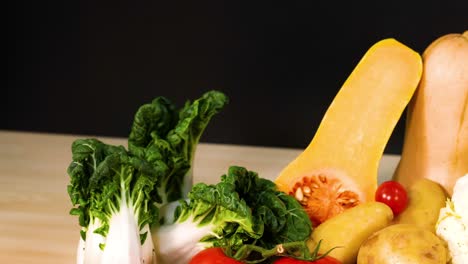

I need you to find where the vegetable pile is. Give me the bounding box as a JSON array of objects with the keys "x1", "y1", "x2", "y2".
[
  {"x1": 67, "y1": 90, "x2": 321, "y2": 264},
  {"x1": 68, "y1": 90, "x2": 234, "y2": 263},
  {"x1": 67, "y1": 30, "x2": 468, "y2": 264}
]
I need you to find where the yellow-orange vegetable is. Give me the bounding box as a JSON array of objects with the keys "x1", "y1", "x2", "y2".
[
  {"x1": 275, "y1": 38, "x2": 422, "y2": 226},
  {"x1": 393, "y1": 31, "x2": 468, "y2": 195},
  {"x1": 308, "y1": 202, "x2": 394, "y2": 264},
  {"x1": 392, "y1": 178, "x2": 448, "y2": 231}
]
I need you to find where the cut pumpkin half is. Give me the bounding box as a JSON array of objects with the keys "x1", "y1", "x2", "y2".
[{"x1": 275, "y1": 38, "x2": 422, "y2": 226}]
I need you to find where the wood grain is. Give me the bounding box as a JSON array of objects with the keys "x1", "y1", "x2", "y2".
[{"x1": 0, "y1": 130, "x2": 399, "y2": 263}]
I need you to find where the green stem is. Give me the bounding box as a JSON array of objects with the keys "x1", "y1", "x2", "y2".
[{"x1": 229, "y1": 240, "x2": 339, "y2": 264}]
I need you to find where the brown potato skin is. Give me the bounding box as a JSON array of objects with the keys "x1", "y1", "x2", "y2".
[
  {"x1": 357, "y1": 224, "x2": 448, "y2": 264},
  {"x1": 393, "y1": 178, "x2": 448, "y2": 231},
  {"x1": 308, "y1": 202, "x2": 393, "y2": 264}
]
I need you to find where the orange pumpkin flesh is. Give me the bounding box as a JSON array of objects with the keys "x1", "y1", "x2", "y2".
[{"x1": 275, "y1": 39, "x2": 422, "y2": 226}]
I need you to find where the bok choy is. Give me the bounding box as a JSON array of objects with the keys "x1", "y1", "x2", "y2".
[
  {"x1": 128, "y1": 90, "x2": 229, "y2": 205},
  {"x1": 67, "y1": 90, "x2": 228, "y2": 264},
  {"x1": 68, "y1": 139, "x2": 163, "y2": 264},
  {"x1": 153, "y1": 166, "x2": 312, "y2": 264}
]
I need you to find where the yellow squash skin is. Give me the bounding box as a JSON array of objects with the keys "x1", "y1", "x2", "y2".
[
  {"x1": 275, "y1": 39, "x2": 422, "y2": 225},
  {"x1": 393, "y1": 31, "x2": 468, "y2": 195}
]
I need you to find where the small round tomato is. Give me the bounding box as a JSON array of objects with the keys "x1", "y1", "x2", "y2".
[
  {"x1": 375, "y1": 180, "x2": 408, "y2": 215},
  {"x1": 273, "y1": 256, "x2": 342, "y2": 264},
  {"x1": 189, "y1": 247, "x2": 243, "y2": 264}
]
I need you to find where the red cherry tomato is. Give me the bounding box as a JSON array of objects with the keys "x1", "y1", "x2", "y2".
[
  {"x1": 273, "y1": 256, "x2": 342, "y2": 264},
  {"x1": 189, "y1": 247, "x2": 243, "y2": 264},
  {"x1": 375, "y1": 180, "x2": 408, "y2": 215}
]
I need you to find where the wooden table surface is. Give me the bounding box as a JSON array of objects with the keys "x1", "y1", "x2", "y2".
[{"x1": 0, "y1": 130, "x2": 400, "y2": 263}]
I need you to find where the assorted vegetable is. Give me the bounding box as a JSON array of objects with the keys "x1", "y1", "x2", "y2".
[
  {"x1": 391, "y1": 30, "x2": 468, "y2": 263},
  {"x1": 66, "y1": 31, "x2": 468, "y2": 264},
  {"x1": 274, "y1": 38, "x2": 422, "y2": 227},
  {"x1": 67, "y1": 90, "x2": 229, "y2": 264}
]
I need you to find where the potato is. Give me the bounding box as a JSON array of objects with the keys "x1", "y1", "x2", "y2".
[
  {"x1": 393, "y1": 178, "x2": 448, "y2": 231},
  {"x1": 357, "y1": 224, "x2": 448, "y2": 264},
  {"x1": 308, "y1": 202, "x2": 393, "y2": 264}
]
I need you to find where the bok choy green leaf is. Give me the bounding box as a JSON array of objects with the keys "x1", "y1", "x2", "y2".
[{"x1": 128, "y1": 90, "x2": 229, "y2": 205}]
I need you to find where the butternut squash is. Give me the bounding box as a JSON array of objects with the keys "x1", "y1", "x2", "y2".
[
  {"x1": 393, "y1": 31, "x2": 468, "y2": 195},
  {"x1": 275, "y1": 39, "x2": 422, "y2": 226}
]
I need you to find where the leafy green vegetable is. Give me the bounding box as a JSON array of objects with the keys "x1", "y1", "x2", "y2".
[
  {"x1": 67, "y1": 139, "x2": 163, "y2": 263},
  {"x1": 128, "y1": 90, "x2": 229, "y2": 205},
  {"x1": 67, "y1": 90, "x2": 229, "y2": 263},
  {"x1": 68, "y1": 139, "x2": 124, "y2": 233},
  {"x1": 67, "y1": 90, "x2": 317, "y2": 263},
  {"x1": 154, "y1": 166, "x2": 313, "y2": 264},
  {"x1": 224, "y1": 166, "x2": 312, "y2": 249}
]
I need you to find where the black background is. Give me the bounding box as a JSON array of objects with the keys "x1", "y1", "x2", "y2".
[{"x1": 7, "y1": 1, "x2": 468, "y2": 154}]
